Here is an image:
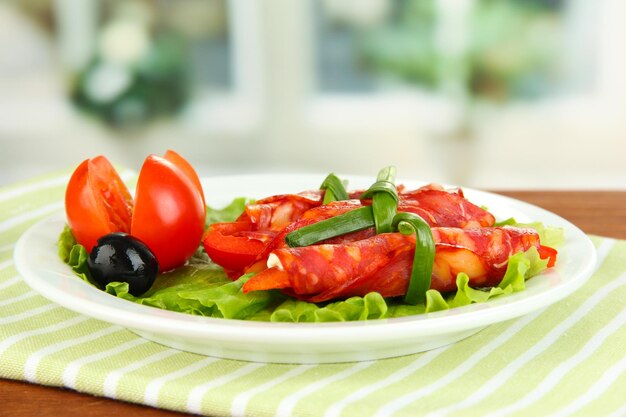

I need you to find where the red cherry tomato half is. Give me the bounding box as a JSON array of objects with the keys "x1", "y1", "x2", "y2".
[
  {"x1": 131, "y1": 154, "x2": 206, "y2": 271},
  {"x1": 65, "y1": 156, "x2": 133, "y2": 252},
  {"x1": 163, "y1": 150, "x2": 205, "y2": 207},
  {"x1": 202, "y1": 222, "x2": 268, "y2": 272}
]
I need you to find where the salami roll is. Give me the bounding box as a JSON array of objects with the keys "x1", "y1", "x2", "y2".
[{"x1": 243, "y1": 226, "x2": 549, "y2": 302}]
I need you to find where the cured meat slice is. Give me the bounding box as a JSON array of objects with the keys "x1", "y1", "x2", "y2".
[
  {"x1": 210, "y1": 184, "x2": 496, "y2": 276},
  {"x1": 239, "y1": 191, "x2": 323, "y2": 231},
  {"x1": 243, "y1": 226, "x2": 553, "y2": 302},
  {"x1": 254, "y1": 190, "x2": 495, "y2": 263},
  {"x1": 237, "y1": 184, "x2": 493, "y2": 233},
  {"x1": 399, "y1": 188, "x2": 495, "y2": 228}
]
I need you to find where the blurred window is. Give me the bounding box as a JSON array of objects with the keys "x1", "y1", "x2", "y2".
[
  {"x1": 149, "y1": 0, "x2": 232, "y2": 92},
  {"x1": 12, "y1": 0, "x2": 236, "y2": 129},
  {"x1": 76, "y1": 0, "x2": 234, "y2": 127},
  {"x1": 316, "y1": 0, "x2": 437, "y2": 93},
  {"x1": 315, "y1": 0, "x2": 592, "y2": 102},
  {"x1": 467, "y1": 0, "x2": 585, "y2": 101},
  {"x1": 15, "y1": 0, "x2": 233, "y2": 91},
  {"x1": 88, "y1": 0, "x2": 233, "y2": 93}
]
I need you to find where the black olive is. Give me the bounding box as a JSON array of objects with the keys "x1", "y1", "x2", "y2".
[{"x1": 87, "y1": 233, "x2": 159, "y2": 296}]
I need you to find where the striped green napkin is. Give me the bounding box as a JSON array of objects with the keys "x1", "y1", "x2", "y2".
[{"x1": 1, "y1": 172, "x2": 625, "y2": 417}]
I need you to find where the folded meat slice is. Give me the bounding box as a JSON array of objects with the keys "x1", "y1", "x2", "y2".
[
  {"x1": 253, "y1": 189, "x2": 495, "y2": 263},
  {"x1": 238, "y1": 184, "x2": 494, "y2": 234},
  {"x1": 218, "y1": 184, "x2": 496, "y2": 276},
  {"x1": 239, "y1": 191, "x2": 323, "y2": 231},
  {"x1": 243, "y1": 226, "x2": 555, "y2": 303},
  {"x1": 399, "y1": 188, "x2": 495, "y2": 228}
]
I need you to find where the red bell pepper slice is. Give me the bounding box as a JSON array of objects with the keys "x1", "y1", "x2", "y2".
[
  {"x1": 202, "y1": 221, "x2": 271, "y2": 272},
  {"x1": 538, "y1": 245, "x2": 558, "y2": 268}
]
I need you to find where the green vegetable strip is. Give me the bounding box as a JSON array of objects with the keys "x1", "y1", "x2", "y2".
[
  {"x1": 285, "y1": 206, "x2": 374, "y2": 247},
  {"x1": 494, "y1": 217, "x2": 517, "y2": 227},
  {"x1": 360, "y1": 166, "x2": 398, "y2": 234},
  {"x1": 320, "y1": 173, "x2": 349, "y2": 204},
  {"x1": 323, "y1": 189, "x2": 337, "y2": 205},
  {"x1": 392, "y1": 212, "x2": 435, "y2": 305}
]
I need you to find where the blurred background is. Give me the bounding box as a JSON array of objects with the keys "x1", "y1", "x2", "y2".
[{"x1": 0, "y1": 0, "x2": 624, "y2": 189}]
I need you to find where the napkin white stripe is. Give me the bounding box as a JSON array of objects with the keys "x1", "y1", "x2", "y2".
[
  {"x1": 24, "y1": 325, "x2": 122, "y2": 383},
  {"x1": 62, "y1": 338, "x2": 150, "y2": 388},
  {"x1": 0, "y1": 315, "x2": 88, "y2": 357},
  {"x1": 484, "y1": 307, "x2": 626, "y2": 417},
  {"x1": 551, "y1": 352, "x2": 626, "y2": 417},
  {"x1": 594, "y1": 238, "x2": 617, "y2": 270},
  {"x1": 143, "y1": 357, "x2": 219, "y2": 407},
  {"x1": 606, "y1": 398, "x2": 626, "y2": 417},
  {"x1": 103, "y1": 349, "x2": 180, "y2": 398},
  {"x1": 276, "y1": 361, "x2": 375, "y2": 417},
  {"x1": 0, "y1": 202, "x2": 63, "y2": 233},
  {"x1": 0, "y1": 259, "x2": 14, "y2": 270},
  {"x1": 0, "y1": 275, "x2": 21, "y2": 291},
  {"x1": 373, "y1": 309, "x2": 542, "y2": 417},
  {"x1": 0, "y1": 174, "x2": 69, "y2": 203},
  {"x1": 231, "y1": 364, "x2": 315, "y2": 417},
  {"x1": 324, "y1": 345, "x2": 449, "y2": 417},
  {"x1": 0, "y1": 303, "x2": 58, "y2": 325},
  {"x1": 0, "y1": 243, "x2": 15, "y2": 253},
  {"x1": 186, "y1": 363, "x2": 264, "y2": 414},
  {"x1": 426, "y1": 270, "x2": 626, "y2": 417},
  {"x1": 0, "y1": 290, "x2": 37, "y2": 307}
]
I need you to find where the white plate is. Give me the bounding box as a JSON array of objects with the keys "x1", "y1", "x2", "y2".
[{"x1": 14, "y1": 175, "x2": 596, "y2": 364}]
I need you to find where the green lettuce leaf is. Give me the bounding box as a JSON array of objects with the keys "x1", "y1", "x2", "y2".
[
  {"x1": 58, "y1": 225, "x2": 75, "y2": 263},
  {"x1": 518, "y1": 221, "x2": 565, "y2": 248},
  {"x1": 206, "y1": 197, "x2": 250, "y2": 226},
  {"x1": 425, "y1": 290, "x2": 450, "y2": 313},
  {"x1": 58, "y1": 226, "x2": 94, "y2": 285},
  {"x1": 430, "y1": 245, "x2": 548, "y2": 313},
  {"x1": 494, "y1": 218, "x2": 565, "y2": 248},
  {"x1": 270, "y1": 292, "x2": 388, "y2": 322},
  {"x1": 105, "y1": 264, "x2": 278, "y2": 319}
]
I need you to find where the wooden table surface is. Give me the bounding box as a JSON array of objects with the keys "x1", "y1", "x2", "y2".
[{"x1": 2, "y1": 191, "x2": 625, "y2": 417}]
